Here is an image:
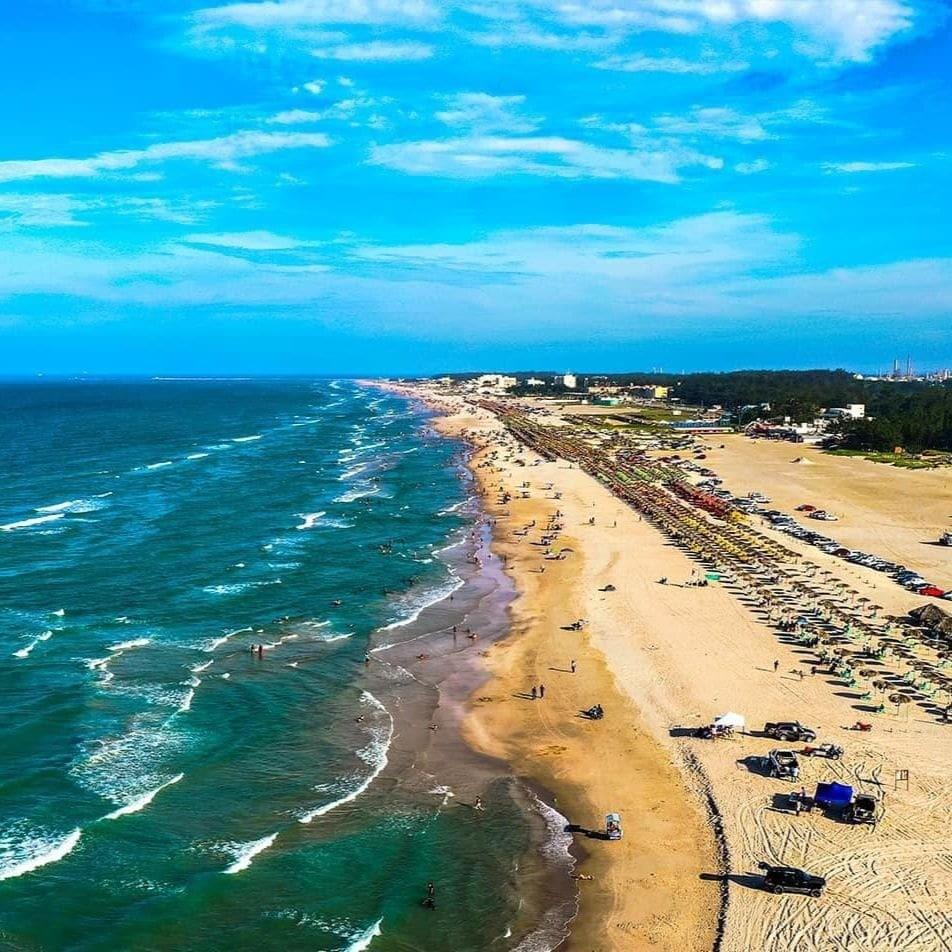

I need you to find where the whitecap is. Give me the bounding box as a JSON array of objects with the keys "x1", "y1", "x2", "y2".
[
  {"x1": 0, "y1": 828, "x2": 82, "y2": 882},
  {"x1": 223, "y1": 832, "x2": 279, "y2": 874},
  {"x1": 346, "y1": 919, "x2": 383, "y2": 952},
  {"x1": 108, "y1": 637, "x2": 150, "y2": 652},
  {"x1": 191, "y1": 660, "x2": 214, "y2": 673},
  {"x1": 296, "y1": 511, "x2": 326, "y2": 530},
  {"x1": 102, "y1": 774, "x2": 184, "y2": 821},
  {"x1": 379, "y1": 574, "x2": 464, "y2": 632},
  {"x1": 299, "y1": 692, "x2": 393, "y2": 823},
  {"x1": 232, "y1": 435, "x2": 263, "y2": 443},
  {"x1": 144, "y1": 461, "x2": 174, "y2": 470},
  {"x1": 334, "y1": 484, "x2": 379, "y2": 504},
  {"x1": 1, "y1": 513, "x2": 65, "y2": 532},
  {"x1": 186, "y1": 452, "x2": 210, "y2": 460},
  {"x1": 11, "y1": 630, "x2": 53, "y2": 660}
]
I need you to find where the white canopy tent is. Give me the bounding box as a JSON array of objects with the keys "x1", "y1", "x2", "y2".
[{"x1": 713, "y1": 712, "x2": 746, "y2": 731}]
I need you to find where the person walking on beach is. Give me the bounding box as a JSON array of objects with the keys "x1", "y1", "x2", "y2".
[
  {"x1": 531, "y1": 685, "x2": 537, "y2": 700},
  {"x1": 773, "y1": 659, "x2": 779, "y2": 673},
  {"x1": 540, "y1": 683, "x2": 546, "y2": 699},
  {"x1": 570, "y1": 659, "x2": 576, "y2": 674}
]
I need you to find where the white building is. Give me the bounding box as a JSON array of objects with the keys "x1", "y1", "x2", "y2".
[
  {"x1": 562, "y1": 373, "x2": 577, "y2": 389},
  {"x1": 526, "y1": 377, "x2": 546, "y2": 387},
  {"x1": 475, "y1": 374, "x2": 517, "y2": 393}
]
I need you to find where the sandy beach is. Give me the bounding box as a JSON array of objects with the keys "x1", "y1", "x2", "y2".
[{"x1": 396, "y1": 384, "x2": 952, "y2": 952}]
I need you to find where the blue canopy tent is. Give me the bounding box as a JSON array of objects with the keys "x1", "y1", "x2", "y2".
[{"x1": 814, "y1": 782, "x2": 853, "y2": 809}]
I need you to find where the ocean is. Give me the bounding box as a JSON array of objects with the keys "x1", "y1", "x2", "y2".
[{"x1": 0, "y1": 379, "x2": 574, "y2": 952}]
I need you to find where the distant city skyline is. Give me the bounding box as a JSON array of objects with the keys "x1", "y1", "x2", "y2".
[{"x1": 1, "y1": 1, "x2": 950, "y2": 374}]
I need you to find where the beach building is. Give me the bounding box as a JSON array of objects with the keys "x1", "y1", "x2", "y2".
[
  {"x1": 525, "y1": 377, "x2": 546, "y2": 387},
  {"x1": 475, "y1": 374, "x2": 518, "y2": 394},
  {"x1": 562, "y1": 373, "x2": 578, "y2": 389}
]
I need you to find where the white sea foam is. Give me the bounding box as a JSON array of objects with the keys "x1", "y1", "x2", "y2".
[
  {"x1": 1, "y1": 513, "x2": 65, "y2": 532},
  {"x1": 335, "y1": 484, "x2": 379, "y2": 504},
  {"x1": 338, "y1": 462, "x2": 371, "y2": 481},
  {"x1": 12, "y1": 630, "x2": 53, "y2": 659},
  {"x1": 345, "y1": 919, "x2": 383, "y2": 952},
  {"x1": 232, "y1": 434, "x2": 263, "y2": 443},
  {"x1": 0, "y1": 828, "x2": 82, "y2": 882},
  {"x1": 296, "y1": 511, "x2": 326, "y2": 530},
  {"x1": 204, "y1": 627, "x2": 251, "y2": 651},
  {"x1": 102, "y1": 774, "x2": 184, "y2": 821},
  {"x1": 191, "y1": 660, "x2": 214, "y2": 673},
  {"x1": 203, "y1": 580, "x2": 280, "y2": 596},
  {"x1": 36, "y1": 493, "x2": 112, "y2": 515},
  {"x1": 52, "y1": 609, "x2": 65, "y2": 617},
  {"x1": 108, "y1": 637, "x2": 150, "y2": 652},
  {"x1": 223, "y1": 832, "x2": 279, "y2": 874},
  {"x1": 145, "y1": 461, "x2": 174, "y2": 470},
  {"x1": 186, "y1": 452, "x2": 210, "y2": 460},
  {"x1": 299, "y1": 692, "x2": 392, "y2": 824},
  {"x1": 321, "y1": 633, "x2": 353, "y2": 643},
  {"x1": 379, "y1": 574, "x2": 464, "y2": 632}
]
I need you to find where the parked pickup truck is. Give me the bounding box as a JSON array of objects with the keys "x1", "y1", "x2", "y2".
[
  {"x1": 758, "y1": 862, "x2": 826, "y2": 897},
  {"x1": 768, "y1": 748, "x2": 800, "y2": 780},
  {"x1": 764, "y1": 721, "x2": 817, "y2": 742}
]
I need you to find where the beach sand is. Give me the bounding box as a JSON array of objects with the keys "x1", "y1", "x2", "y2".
[{"x1": 398, "y1": 387, "x2": 952, "y2": 952}]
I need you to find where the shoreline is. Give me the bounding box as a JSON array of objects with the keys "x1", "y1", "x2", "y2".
[
  {"x1": 360, "y1": 391, "x2": 581, "y2": 950},
  {"x1": 380, "y1": 382, "x2": 720, "y2": 951}
]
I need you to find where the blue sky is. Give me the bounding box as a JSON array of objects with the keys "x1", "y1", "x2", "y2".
[{"x1": 1, "y1": 0, "x2": 950, "y2": 375}]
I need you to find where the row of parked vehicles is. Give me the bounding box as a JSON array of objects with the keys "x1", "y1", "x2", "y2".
[{"x1": 758, "y1": 510, "x2": 949, "y2": 599}]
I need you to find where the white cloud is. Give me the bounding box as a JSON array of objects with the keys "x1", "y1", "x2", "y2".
[
  {"x1": 435, "y1": 93, "x2": 541, "y2": 134},
  {"x1": 654, "y1": 106, "x2": 772, "y2": 142},
  {"x1": 0, "y1": 193, "x2": 91, "y2": 228},
  {"x1": 369, "y1": 134, "x2": 722, "y2": 182},
  {"x1": 294, "y1": 79, "x2": 326, "y2": 94},
  {"x1": 734, "y1": 158, "x2": 769, "y2": 174},
  {"x1": 194, "y1": 0, "x2": 439, "y2": 28},
  {"x1": 519, "y1": 0, "x2": 915, "y2": 63},
  {"x1": 595, "y1": 54, "x2": 747, "y2": 73},
  {"x1": 310, "y1": 39, "x2": 433, "y2": 59},
  {"x1": 823, "y1": 160, "x2": 915, "y2": 173},
  {"x1": 0, "y1": 131, "x2": 333, "y2": 184},
  {"x1": 267, "y1": 109, "x2": 323, "y2": 123},
  {"x1": 184, "y1": 230, "x2": 314, "y2": 250}
]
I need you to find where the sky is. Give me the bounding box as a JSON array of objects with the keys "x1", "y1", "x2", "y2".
[{"x1": 1, "y1": 0, "x2": 950, "y2": 376}]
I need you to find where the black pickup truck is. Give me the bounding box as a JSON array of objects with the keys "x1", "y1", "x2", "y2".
[
  {"x1": 758, "y1": 862, "x2": 826, "y2": 897},
  {"x1": 763, "y1": 721, "x2": 817, "y2": 742}
]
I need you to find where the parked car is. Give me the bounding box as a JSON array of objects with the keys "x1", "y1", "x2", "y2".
[
  {"x1": 845, "y1": 794, "x2": 879, "y2": 826},
  {"x1": 768, "y1": 748, "x2": 800, "y2": 780},
  {"x1": 764, "y1": 721, "x2": 817, "y2": 743},
  {"x1": 758, "y1": 862, "x2": 826, "y2": 897}
]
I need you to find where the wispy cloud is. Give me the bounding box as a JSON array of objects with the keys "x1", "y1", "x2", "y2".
[
  {"x1": 369, "y1": 134, "x2": 722, "y2": 182},
  {"x1": 435, "y1": 93, "x2": 541, "y2": 134},
  {"x1": 823, "y1": 160, "x2": 915, "y2": 173},
  {"x1": 516, "y1": 0, "x2": 916, "y2": 63},
  {"x1": 0, "y1": 131, "x2": 333, "y2": 184},
  {"x1": 594, "y1": 53, "x2": 748, "y2": 74},
  {"x1": 267, "y1": 109, "x2": 324, "y2": 124},
  {"x1": 310, "y1": 39, "x2": 432, "y2": 60},
  {"x1": 184, "y1": 230, "x2": 316, "y2": 250},
  {"x1": 194, "y1": 0, "x2": 440, "y2": 29}
]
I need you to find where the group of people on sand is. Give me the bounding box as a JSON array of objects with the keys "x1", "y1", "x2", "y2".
[{"x1": 529, "y1": 683, "x2": 546, "y2": 700}]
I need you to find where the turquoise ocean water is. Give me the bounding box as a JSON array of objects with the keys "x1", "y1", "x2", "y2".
[{"x1": 0, "y1": 380, "x2": 573, "y2": 952}]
